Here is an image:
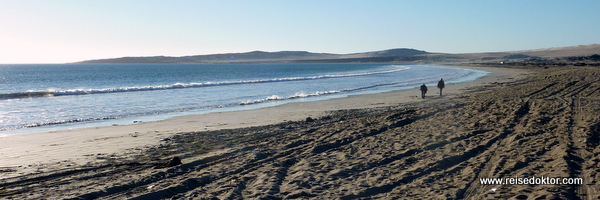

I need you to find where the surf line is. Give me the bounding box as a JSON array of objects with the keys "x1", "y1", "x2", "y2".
[{"x1": 1, "y1": 65, "x2": 410, "y2": 100}]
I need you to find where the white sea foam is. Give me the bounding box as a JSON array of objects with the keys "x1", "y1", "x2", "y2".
[
  {"x1": 7, "y1": 65, "x2": 410, "y2": 99},
  {"x1": 240, "y1": 90, "x2": 341, "y2": 105}
]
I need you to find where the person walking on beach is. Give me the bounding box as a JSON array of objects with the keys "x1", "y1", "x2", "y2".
[
  {"x1": 420, "y1": 84, "x2": 428, "y2": 99},
  {"x1": 437, "y1": 78, "x2": 445, "y2": 96}
]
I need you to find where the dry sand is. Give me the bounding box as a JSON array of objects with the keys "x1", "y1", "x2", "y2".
[{"x1": 3, "y1": 65, "x2": 600, "y2": 199}]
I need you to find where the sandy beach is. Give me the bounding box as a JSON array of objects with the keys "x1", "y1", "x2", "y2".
[
  {"x1": 3, "y1": 64, "x2": 600, "y2": 199},
  {"x1": 0, "y1": 65, "x2": 526, "y2": 174}
]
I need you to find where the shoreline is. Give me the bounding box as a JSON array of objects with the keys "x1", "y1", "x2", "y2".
[
  {"x1": 7, "y1": 64, "x2": 599, "y2": 199},
  {"x1": 0, "y1": 65, "x2": 530, "y2": 177},
  {"x1": 0, "y1": 64, "x2": 478, "y2": 136}
]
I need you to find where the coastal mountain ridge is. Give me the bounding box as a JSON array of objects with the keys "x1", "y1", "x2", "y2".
[
  {"x1": 76, "y1": 48, "x2": 430, "y2": 63},
  {"x1": 77, "y1": 44, "x2": 600, "y2": 63}
]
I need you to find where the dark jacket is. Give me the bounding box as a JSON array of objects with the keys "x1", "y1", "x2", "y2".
[
  {"x1": 437, "y1": 79, "x2": 445, "y2": 89},
  {"x1": 420, "y1": 84, "x2": 428, "y2": 92}
]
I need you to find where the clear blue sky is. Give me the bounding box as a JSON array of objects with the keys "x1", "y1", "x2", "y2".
[{"x1": 1, "y1": 0, "x2": 599, "y2": 63}]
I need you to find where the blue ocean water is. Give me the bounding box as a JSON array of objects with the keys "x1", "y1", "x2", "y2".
[{"x1": 0, "y1": 63, "x2": 488, "y2": 135}]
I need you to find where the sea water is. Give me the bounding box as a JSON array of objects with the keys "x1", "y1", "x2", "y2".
[{"x1": 0, "y1": 63, "x2": 488, "y2": 135}]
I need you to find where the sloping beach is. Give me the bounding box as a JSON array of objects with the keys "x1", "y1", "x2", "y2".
[{"x1": 2, "y1": 65, "x2": 600, "y2": 199}]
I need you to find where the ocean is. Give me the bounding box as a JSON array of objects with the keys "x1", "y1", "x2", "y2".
[{"x1": 0, "y1": 63, "x2": 488, "y2": 135}]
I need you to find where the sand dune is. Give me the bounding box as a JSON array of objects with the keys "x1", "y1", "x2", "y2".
[{"x1": 1, "y1": 65, "x2": 600, "y2": 199}]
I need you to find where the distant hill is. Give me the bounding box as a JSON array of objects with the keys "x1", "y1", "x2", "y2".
[
  {"x1": 76, "y1": 48, "x2": 430, "y2": 63},
  {"x1": 76, "y1": 44, "x2": 600, "y2": 64},
  {"x1": 79, "y1": 51, "x2": 335, "y2": 63},
  {"x1": 339, "y1": 48, "x2": 430, "y2": 58},
  {"x1": 423, "y1": 44, "x2": 600, "y2": 63}
]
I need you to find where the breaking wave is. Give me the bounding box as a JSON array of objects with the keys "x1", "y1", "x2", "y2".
[
  {"x1": 238, "y1": 69, "x2": 476, "y2": 106},
  {"x1": 0, "y1": 65, "x2": 409, "y2": 100},
  {"x1": 240, "y1": 91, "x2": 341, "y2": 105}
]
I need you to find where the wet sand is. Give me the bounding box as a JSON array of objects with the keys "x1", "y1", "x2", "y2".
[{"x1": 4, "y1": 65, "x2": 600, "y2": 199}]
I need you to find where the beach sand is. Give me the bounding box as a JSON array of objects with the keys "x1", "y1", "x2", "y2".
[
  {"x1": 2, "y1": 65, "x2": 600, "y2": 199},
  {"x1": 0, "y1": 65, "x2": 526, "y2": 174}
]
